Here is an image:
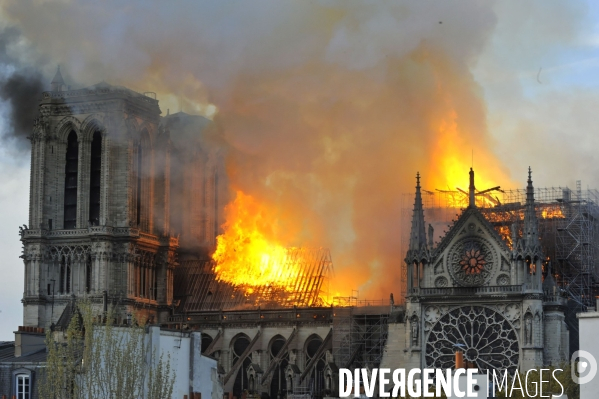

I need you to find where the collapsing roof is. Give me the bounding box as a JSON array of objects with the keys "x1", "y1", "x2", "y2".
[{"x1": 174, "y1": 248, "x2": 334, "y2": 311}]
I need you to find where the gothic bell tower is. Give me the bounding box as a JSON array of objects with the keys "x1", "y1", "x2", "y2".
[{"x1": 20, "y1": 68, "x2": 178, "y2": 327}]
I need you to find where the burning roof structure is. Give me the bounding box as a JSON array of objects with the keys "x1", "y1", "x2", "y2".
[{"x1": 173, "y1": 247, "x2": 334, "y2": 312}]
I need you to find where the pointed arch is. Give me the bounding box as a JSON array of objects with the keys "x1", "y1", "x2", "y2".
[
  {"x1": 269, "y1": 334, "x2": 289, "y2": 397},
  {"x1": 54, "y1": 116, "x2": 82, "y2": 142},
  {"x1": 230, "y1": 333, "x2": 251, "y2": 399},
  {"x1": 80, "y1": 114, "x2": 106, "y2": 141}
]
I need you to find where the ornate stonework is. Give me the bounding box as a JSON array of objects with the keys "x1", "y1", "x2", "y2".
[
  {"x1": 425, "y1": 306, "x2": 519, "y2": 373},
  {"x1": 448, "y1": 237, "x2": 495, "y2": 287},
  {"x1": 405, "y1": 170, "x2": 569, "y2": 372}
]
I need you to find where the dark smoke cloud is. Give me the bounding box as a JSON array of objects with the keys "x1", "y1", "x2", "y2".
[
  {"x1": 0, "y1": 68, "x2": 44, "y2": 151},
  {"x1": 0, "y1": 26, "x2": 46, "y2": 153}
]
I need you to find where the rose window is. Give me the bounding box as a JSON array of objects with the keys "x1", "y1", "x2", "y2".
[
  {"x1": 425, "y1": 306, "x2": 519, "y2": 374},
  {"x1": 449, "y1": 238, "x2": 494, "y2": 286},
  {"x1": 460, "y1": 248, "x2": 486, "y2": 274}
]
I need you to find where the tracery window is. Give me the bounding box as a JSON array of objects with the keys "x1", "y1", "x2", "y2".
[
  {"x1": 232, "y1": 335, "x2": 251, "y2": 399},
  {"x1": 59, "y1": 256, "x2": 71, "y2": 294},
  {"x1": 425, "y1": 306, "x2": 519, "y2": 374},
  {"x1": 50, "y1": 245, "x2": 90, "y2": 295},
  {"x1": 269, "y1": 335, "x2": 289, "y2": 396},
  {"x1": 305, "y1": 335, "x2": 325, "y2": 399}
]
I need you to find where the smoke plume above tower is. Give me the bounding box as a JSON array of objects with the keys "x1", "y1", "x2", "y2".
[{"x1": 0, "y1": 0, "x2": 592, "y2": 297}]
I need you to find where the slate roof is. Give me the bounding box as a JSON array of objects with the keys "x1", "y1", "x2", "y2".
[{"x1": 0, "y1": 342, "x2": 47, "y2": 364}]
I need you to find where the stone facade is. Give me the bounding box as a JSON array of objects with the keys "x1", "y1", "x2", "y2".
[
  {"x1": 180, "y1": 307, "x2": 336, "y2": 399},
  {"x1": 20, "y1": 73, "x2": 226, "y2": 328},
  {"x1": 402, "y1": 168, "x2": 569, "y2": 372}
]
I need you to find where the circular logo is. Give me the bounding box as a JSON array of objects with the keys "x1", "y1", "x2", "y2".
[{"x1": 571, "y1": 350, "x2": 598, "y2": 385}]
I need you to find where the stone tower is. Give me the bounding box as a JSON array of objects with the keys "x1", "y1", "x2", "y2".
[{"x1": 20, "y1": 70, "x2": 178, "y2": 327}]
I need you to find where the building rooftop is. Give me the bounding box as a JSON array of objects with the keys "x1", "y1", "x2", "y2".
[{"x1": 0, "y1": 342, "x2": 47, "y2": 364}]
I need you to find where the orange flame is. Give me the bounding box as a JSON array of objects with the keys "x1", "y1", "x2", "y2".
[
  {"x1": 427, "y1": 110, "x2": 513, "y2": 200},
  {"x1": 542, "y1": 207, "x2": 565, "y2": 219},
  {"x1": 212, "y1": 191, "x2": 293, "y2": 288}
]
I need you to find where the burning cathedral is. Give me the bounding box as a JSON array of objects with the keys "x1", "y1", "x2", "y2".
[{"x1": 13, "y1": 70, "x2": 585, "y2": 398}]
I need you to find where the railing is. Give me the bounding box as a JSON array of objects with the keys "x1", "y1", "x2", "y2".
[
  {"x1": 331, "y1": 297, "x2": 388, "y2": 307},
  {"x1": 22, "y1": 226, "x2": 143, "y2": 239},
  {"x1": 416, "y1": 285, "x2": 524, "y2": 296},
  {"x1": 543, "y1": 294, "x2": 568, "y2": 304},
  {"x1": 21, "y1": 227, "x2": 180, "y2": 247},
  {"x1": 41, "y1": 86, "x2": 158, "y2": 104},
  {"x1": 167, "y1": 307, "x2": 334, "y2": 324}
]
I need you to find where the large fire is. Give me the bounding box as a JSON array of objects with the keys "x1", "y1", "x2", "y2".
[
  {"x1": 211, "y1": 111, "x2": 516, "y2": 303},
  {"x1": 212, "y1": 191, "x2": 292, "y2": 290},
  {"x1": 427, "y1": 110, "x2": 513, "y2": 206},
  {"x1": 211, "y1": 190, "x2": 335, "y2": 307}
]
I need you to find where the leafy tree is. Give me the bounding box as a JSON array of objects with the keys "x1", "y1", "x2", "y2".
[{"x1": 38, "y1": 300, "x2": 175, "y2": 399}]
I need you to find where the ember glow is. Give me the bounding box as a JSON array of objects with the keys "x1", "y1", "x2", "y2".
[{"x1": 542, "y1": 207, "x2": 566, "y2": 219}]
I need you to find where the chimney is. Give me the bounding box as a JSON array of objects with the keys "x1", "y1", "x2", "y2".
[{"x1": 14, "y1": 326, "x2": 45, "y2": 357}]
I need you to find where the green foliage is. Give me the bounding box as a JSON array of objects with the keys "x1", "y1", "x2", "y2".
[{"x1": 38, "y1": 300, "x2": 175, "y2": 399}]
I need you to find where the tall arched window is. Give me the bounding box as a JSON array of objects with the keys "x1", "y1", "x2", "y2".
[
  {"x1": 305, "y1": 335, "x2": 325, "y2": 398},
  {"x1": 269, "y1": 335, "x2": 289, "y2": 397},
  {"x1": 64, "y1": 131, "x2": 78, "y2": 229},
  {"x1": 134, "y1": 130, "x2": 152, "y2": 231},
  {"x1": 59, "y1": 256, "x2": 71, "y2": 294},
  {"x1": 136, "y1": 142, "x2": 143, "y2": 227},
  {"x1": 232, "y1": 335, "x2": 251, "y2": 399},
  {"x1": 89, "y1": 130, "x2": 102, "y2": 225}
]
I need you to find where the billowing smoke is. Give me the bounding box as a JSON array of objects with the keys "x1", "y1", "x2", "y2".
[
  {"x1": 0, "y1": 1, "x2": 590, "y2": 298},
  {"x1": 0, "y1": 26, "x2": 45, "y2": 152}
]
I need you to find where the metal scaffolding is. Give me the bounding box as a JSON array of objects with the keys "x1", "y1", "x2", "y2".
[
  {"x1": 401, "y1": 183, "x2": 599, "y2": 302},
  {"x1": 331, "y1": 292, "x2": 389, "y2": 370},
  {"x1": 173, "y1": 248, "x2": 334, "y2": 311},
  {"x1": 400, "y1": 182, "x2": 599, "y2": 351}
]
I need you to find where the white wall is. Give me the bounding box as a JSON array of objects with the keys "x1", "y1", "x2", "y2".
[
  {"x1": 150, "y1": 327, "x2": 221, "y2": 399},
  {"x1": 150, "y1": 327, "x2": 192, "y2": 399},
  {"x1": 577, "y1": 312, "x2": 599, "y2": 399}
]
